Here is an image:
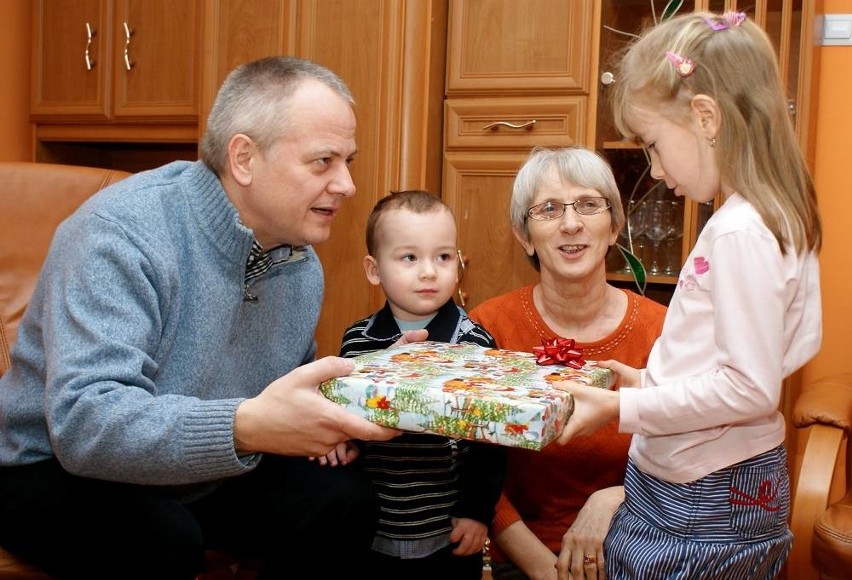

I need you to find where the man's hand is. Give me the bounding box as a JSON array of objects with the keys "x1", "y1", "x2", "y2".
[{"x1": 234, "y1": 356, "x2": 400, "y2": 457}]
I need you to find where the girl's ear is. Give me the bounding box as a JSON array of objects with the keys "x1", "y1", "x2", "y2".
[
  {"x1": 363, "y1": 255, "x2": 382, "y2": 286},
  {"x1": 691, "y1": 94, "x2": 721, "y2": 141}
]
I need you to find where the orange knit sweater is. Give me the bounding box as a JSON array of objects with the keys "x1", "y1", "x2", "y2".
[{"x1": 468, "y1": 285, "x2": 666, "y2": 560}]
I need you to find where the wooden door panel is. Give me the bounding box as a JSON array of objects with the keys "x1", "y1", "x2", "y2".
[
  {"x1": 31, "y1": 0, "x2": 110, "y2": 120},
  {"x1": 201, "y1": 0, "x2": 296, "y2": 134},
  {"x1": 295, "y1": 0, "x2": 404, "y2": 358},
  {"x1": 447, "y1": 0, "x2": 593, "y2": 95},
  {"x1": 443, "y1": 152, "x2": 539, "y2": 310},
  {"x1": 112, "y1": 0, "x2": 200, "y2": 119}
]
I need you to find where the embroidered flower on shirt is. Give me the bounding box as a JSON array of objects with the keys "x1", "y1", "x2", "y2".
[
  {"x1": 679, "y1": 274, "x2": 698, "y2": 291},
  {"x1": 694, "y1": 256, "x2": 710, "y2": 275}
]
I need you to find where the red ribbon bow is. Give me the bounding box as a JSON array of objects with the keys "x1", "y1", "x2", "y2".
[{"x1": 533, "y1": 338, "x2": 586, "y2": 369}]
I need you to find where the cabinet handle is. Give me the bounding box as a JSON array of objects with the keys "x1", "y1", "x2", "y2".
[
  {"x1": 456, "y1": 250, "x2": 468, "y2": 307},
  {"x1": 123, "y1": 22, "x2": 134, "y2": 71},
  {"x1": 84, "y1": 22, "x2": 95, "y2": 71},
  {"x1": 481, "y1": 120, "x2": 537, "y2": 131}
]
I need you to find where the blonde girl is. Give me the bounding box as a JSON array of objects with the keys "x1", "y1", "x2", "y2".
[{"x1": 554, "y1": 12, "x2": 821, "y2": 580}]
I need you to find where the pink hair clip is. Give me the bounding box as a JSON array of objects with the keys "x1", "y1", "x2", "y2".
[
  {"x1": 704, "y1": 11, "x2": 746, "y2": 31},
  {"x1": 665, "y1": 50, "x2": 694, "y2": 77},
  {"x1": 725, "y1": 11, "x2": 747, "y2": 26}
]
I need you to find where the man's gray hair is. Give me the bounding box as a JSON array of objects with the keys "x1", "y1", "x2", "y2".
[{"x1": 200, "y1": 56, "x2": 354, "y2": 176}]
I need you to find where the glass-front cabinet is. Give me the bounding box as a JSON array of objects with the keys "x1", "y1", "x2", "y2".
[{"x1": 597, "y1": 0, "x2": 820, "y2": 294}]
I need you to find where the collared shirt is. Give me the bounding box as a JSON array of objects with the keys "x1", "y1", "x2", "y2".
[{"x1": 243, "y1": 241, "x2": 306, "y2": 300}]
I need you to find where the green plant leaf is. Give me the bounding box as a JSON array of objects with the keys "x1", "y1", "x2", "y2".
[
  {"x1": 661, "y1": 0, "x2": 684, "y2": 21},
  {"x1": 616, "y1": 243, "x2": 646, "y2": 295}
]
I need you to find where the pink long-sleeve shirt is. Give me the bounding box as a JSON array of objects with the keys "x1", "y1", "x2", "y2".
[{"x1": 620, "y1": 194, "x2": 822, "y2": 483}]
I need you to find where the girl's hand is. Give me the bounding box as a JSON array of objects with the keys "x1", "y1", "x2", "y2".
[
  {"x1": 553, "y1": 382, "x2": 620, "y2": 443},
  {"x1": 595, "y1": 359, "x2": 641, "y2": 389}
]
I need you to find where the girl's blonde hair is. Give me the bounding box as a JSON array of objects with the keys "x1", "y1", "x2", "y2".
[{"x1": 611, "y1": 11, "x2": 820, "y2": 254}]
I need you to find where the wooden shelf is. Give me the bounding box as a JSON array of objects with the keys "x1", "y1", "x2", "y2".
[{"x1": 602, "y1": 140, "x2": 641, "y2": 150}]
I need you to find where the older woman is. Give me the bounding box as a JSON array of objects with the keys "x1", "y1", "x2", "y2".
[{"x1": 469, "y1": 146, "x2": 666, "y2": 580}]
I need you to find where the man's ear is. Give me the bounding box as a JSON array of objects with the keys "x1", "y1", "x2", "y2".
[
  {"x1": 227, "y1": 134, "x2": 255, "y2": 187},
  {"x1": 363, "y1": 255, "x2": 382, "y2": 286},
  {"x1": 691, "y1": 94, "x2": 721, "y2": 140}
]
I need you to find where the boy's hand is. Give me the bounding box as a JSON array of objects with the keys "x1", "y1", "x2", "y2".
[
  {"x1": 449, "y1": 517, "x2": 488, "y2": 556},
  {"x1": 310, "y1": 440, "x2": 359, "y2": 466},
  {"x1": 390, "y1": 328, "x2": 428, "y2": 348}
]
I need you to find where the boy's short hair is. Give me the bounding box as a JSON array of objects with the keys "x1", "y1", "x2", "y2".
[{"x1": 365, "y1": 190, "x2": 453, "y2": 256}]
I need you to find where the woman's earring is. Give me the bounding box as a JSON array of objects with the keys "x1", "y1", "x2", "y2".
[{"x1": 709, "y1": 137, "x2": 717, "y2": 148}]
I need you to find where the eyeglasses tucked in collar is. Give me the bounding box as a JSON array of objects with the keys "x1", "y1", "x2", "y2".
[{"x1": 526, "y1": 197, "x2": 611, "y2": 221}]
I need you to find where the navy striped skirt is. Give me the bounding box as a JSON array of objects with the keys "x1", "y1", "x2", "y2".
[{"x1": 604, "y1": 445, "x2": 792, "y2": 579}]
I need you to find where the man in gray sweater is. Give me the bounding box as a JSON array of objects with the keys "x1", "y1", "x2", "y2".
[{"x1": 0, "y1": 56, "x2": 411, "y2": 579}]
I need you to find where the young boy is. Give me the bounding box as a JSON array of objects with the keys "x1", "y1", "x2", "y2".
[{"x1": 339, "y1": 190, "x2": 506, "y2": 579}]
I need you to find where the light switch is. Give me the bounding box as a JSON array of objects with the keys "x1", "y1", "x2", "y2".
[{"x1": 823, "y1": 14, "x2": 852, "y2": 46}]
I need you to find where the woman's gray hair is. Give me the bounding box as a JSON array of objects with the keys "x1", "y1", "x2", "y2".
[
  {"x1": 200, "y1": 56, "x2": 354, "y2": 176},
  {"x1": 510, "y1": 146, "x2": 625, "y2": 242}
]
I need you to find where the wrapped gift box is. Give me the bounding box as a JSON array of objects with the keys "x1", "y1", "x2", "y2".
[{"x1": 320, "y1": 341, "x2": 614, "y2": 450}]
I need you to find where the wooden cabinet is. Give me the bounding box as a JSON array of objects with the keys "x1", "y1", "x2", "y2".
[
  {"x1": 443, "y1": 0, "x2": 595, "y2": 310},
  {"x1": 203, "y1": 0, "x2": 449, "y2": 357},
  {"x1": 31, "y1": 0, "x2": 200, "y2": 123}
]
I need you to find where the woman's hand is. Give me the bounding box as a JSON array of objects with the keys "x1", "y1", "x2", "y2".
[{"x1": 555, "y1": 486, "x2": 624, "y2": 580}]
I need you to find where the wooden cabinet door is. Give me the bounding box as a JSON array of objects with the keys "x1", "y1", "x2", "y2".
[
  {"x1": 112, "y1": 0, "x2": 200, "y2": 120},
  {"x1": 31, "y1": 0, "x2": 111, "y2": 120},
  {"x1": 446, "y1": 0, "x2": 593, "y2": 95},
  {"x1": 200, "y1": 0, "x2": 296, "y2": 136},
  {"x1": 443, "y1": 152, "x2": 540, "y2": 310}
]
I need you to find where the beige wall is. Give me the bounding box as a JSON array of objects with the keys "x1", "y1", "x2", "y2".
[
  {"x1": 0, "y1": 0, "x2": 32, "y2": 161},
  {"x1": 801, "y1": 0, "x2": 852, "y2": 385}
]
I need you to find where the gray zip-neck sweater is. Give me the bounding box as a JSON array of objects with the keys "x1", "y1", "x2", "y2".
[{"x1": 0, "y1": 161, "x2": 322, "y2": 494}]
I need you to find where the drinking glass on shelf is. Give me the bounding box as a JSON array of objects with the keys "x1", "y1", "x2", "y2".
[
  {"x1": 643, "y1": 200, "x2": 674, "y2": 276},
  {"x1": 622, "y1": 198, "x2": 648, "y2": 273},
  {"x1": 664, "y1": 199, "x2": 684, "y2": 276}
]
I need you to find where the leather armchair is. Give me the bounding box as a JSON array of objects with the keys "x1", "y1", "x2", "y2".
[
  {"x1": 0, "y1": 162, "x2": 131, "y2": 377},
  {"x1": 788, "y1": 373, "x2": 852, "y2": 580},
  {"x1": 0, "y1": 162, "x2": 131, "y2": 578}
]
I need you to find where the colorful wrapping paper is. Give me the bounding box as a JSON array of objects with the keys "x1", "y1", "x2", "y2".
[{"x1": 320, "y1": 341, "x2": 614, "y2": 450}]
